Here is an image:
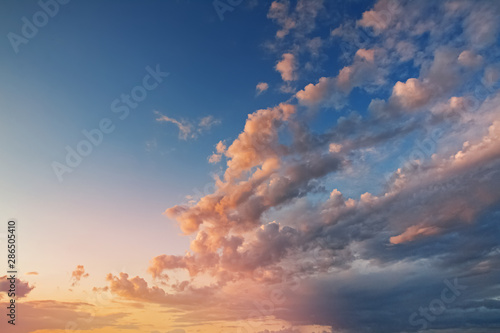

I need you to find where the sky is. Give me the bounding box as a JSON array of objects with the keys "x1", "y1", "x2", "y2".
[{"x1": 1, "y1": 0, "x2": 500, "y2": 332}]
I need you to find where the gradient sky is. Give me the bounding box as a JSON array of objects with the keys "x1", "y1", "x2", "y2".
[{"x1": 1, "y1": 0, "x2": 500, "y2": 332}]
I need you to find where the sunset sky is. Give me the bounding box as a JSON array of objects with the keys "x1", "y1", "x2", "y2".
[{"x1": 1, "y1": 0, "x2": 500, "y2": 332}]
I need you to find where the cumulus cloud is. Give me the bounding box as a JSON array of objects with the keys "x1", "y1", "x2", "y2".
[
  {"x1": 296, "y1": 48, "x2": 386, "y2": 108},
  {"x1": 391, "y1": 78, "x2": 431, "y2": 110}
]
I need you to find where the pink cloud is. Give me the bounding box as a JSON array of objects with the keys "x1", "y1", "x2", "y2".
[
  {"x1": 256, "y1": 82, "x2": 270, "y2": 95},
  {"x1": 71, "y1": 265, "x2": 89, "y2": 287},
  {"x1": 0, "y1": 275, "x2": 34, "y2": 298},
  {"x1": 276, "y1": 53, "x2": 297, "y2": 81}
]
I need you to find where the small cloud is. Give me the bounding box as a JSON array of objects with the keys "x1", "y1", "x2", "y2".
[
  {"x1": 0, "y1": 275, "x2": 34, "y2": 298},
  {"x1": 209, "y1": 140, "x2": 227, "y2": 164},
  {"x1": 256, "y1": 82, "x2": 269, "y2": 95},
  {"x1": 155, "y1": 111, "x2": 194, "y2": 140},
  {"x1": 25, "y1": 272, "x2": 39, "y2": 275},
  {"x1": 155, "y1": 111, "x2": 220, "y2": 140},
  {"x1": 280, "y1": 83, "x2": 296, "y2": 94},
  {"x1": 329, "y1": 143, "x2": 343, "y2": 153},
  {"x1": 331, "y1": 24, "x2": 345, "y2": 37},
  {"x1": 198, "y1": 115, "x2": 221, "y2": 132},
  {"x1": 71, "y1": 265, "x2": 89, "y2": 287},
  {"x1": 275, "y1": 53, "x2": 298, "y2": 81},
  {"x1": 145, "y1": 139, "x2": 157, "y2": 152},
  {"x1": 355, "y1": 48, "x2": 375, "y2": 63}
]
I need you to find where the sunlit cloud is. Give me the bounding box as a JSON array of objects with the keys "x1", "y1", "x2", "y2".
[{"x1": 71, "y1": 265, "x2": 89, "y2": 287}]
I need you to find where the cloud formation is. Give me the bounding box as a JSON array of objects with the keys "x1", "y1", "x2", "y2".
[{"x1": 101, "y1": 1, "x2": 500, "y2": 332}]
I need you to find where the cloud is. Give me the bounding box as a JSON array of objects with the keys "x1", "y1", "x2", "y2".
[
  {"x1": 258, "y1": 329, "x2": 301, "y2": 333},
  {"x1": 71, "y1": 265, "x2": 89, "y2": 287},
  {"x1": 391, "y1": 78, "x2": 431, "y2": 110},
  {"x1": 208, "y1": 140, "x2": 227, "y2": 164},
  {"x1": 268, "y1": 0, "x2": 293, "y2": 38},
  {"x1": 256, "y1": 82, "x2": 269, "y2": 95},
  {"x1": 113, "y1": 1, "x2": 500, "y2": 332},
  {"x1": 25, "y1": 271, "x2": 38, "y2": 275},
  {"x1": 295, "y1": 76, "x2": 338, "y2": 107},
  {"x1": 296, "y1": 48, "x2": 386, "y2": 108},
  {"x1": 198, "y1": 115, "x2": 221, "y2": 132},
  {"x1": 484, "y1": 64, "x2": 500, "y2": 88},
  {"x1": 357, "y1": 0, "x2": 399, "y2": 33},
  {"x1": 0, "y1": 275, "x2": 34, "y2": 298},
  {"x1": 0, "y1": 299, "x2": 128, "y2": 333},
  {"x1": 389, "y1": 224, "x2": 442, "y2": 244},
  {"x1": 355, "y1": 48, "x2": 375, "y2": 63},
  {"x1": 306, "y1": 36, "x2": 323, "y2": 57},
  {"x1": 462, "y1": 1, "x2": 500, "y2": 49},
  {"x1": 458, "y1": 50, "x2": 483, "y2": 67},
  {"x1": 276, "y1": 53, "x2": 298, "y2": 81},
  {"x1": 155, "y1": 111, "x2": 221, "y2": 140},
  {"x1": 165, "y1": 103, "x2": 303, "y2": 236},
  {"x1": 267, "y1": 0, "x2": 324, "y2": 39},
  {"x1": 155, "y1": 112, "x2": 194, "y2": 140},
  {"x1": 369, "y1": 47, "x2": 485, "y2": 115}
]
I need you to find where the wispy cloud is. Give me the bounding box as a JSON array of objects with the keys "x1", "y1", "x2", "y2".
[{"x1": 155, "y1": 111, "x2": 220, "y2": 140}]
